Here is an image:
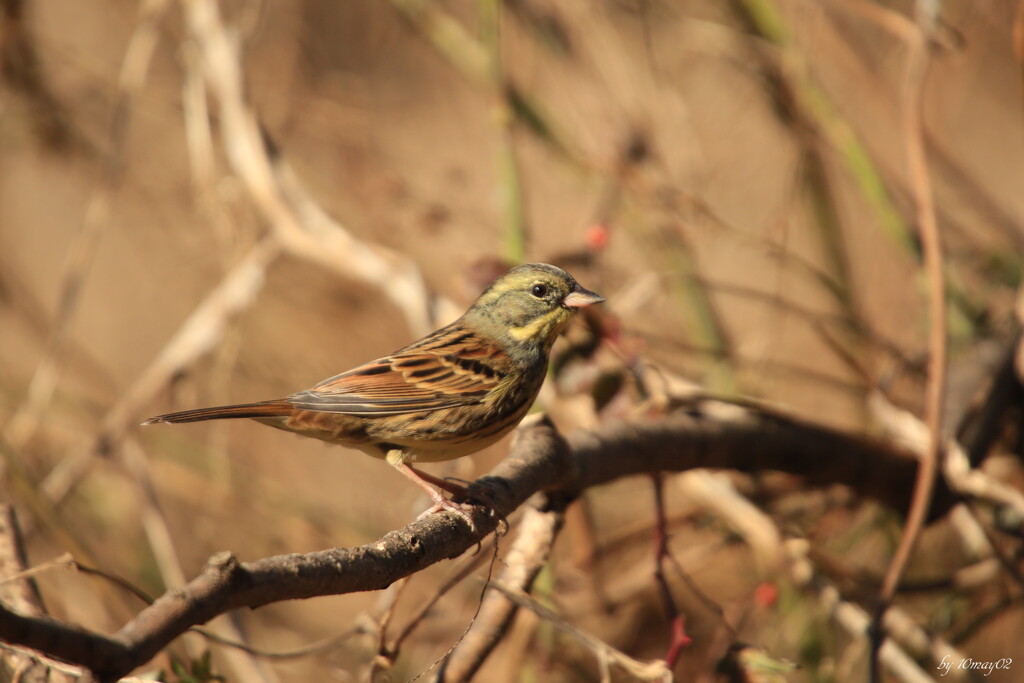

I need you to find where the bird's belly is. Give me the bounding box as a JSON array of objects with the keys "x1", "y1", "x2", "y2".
[
  {"x1": 256, "y1": 412, "x2": 378, "y2": 450},
  {"x1": 263, "y1": 394, "x2": 534, "y2": 463},
  {"x1": 398, "y1": 426, "x2": 512, "y2": 463}
]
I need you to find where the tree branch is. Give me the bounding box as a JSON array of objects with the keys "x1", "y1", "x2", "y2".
[
  {"x1": 0, "y1": 404, "x2": 958, "y2": 681},
  {"x1": 437, "y1": 497, "x2": 566, "y2": 680}
]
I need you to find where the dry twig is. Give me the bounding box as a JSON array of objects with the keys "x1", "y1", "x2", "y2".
[
  {"x1": 437, "y1": 498, "x2": 565, "y2": 680},
  {"x1": 872, "y1": 10, "x2": 945, "y2": 679},
  {"x1": 0, "y1": 505, "x2": 76, "y2": 683}
]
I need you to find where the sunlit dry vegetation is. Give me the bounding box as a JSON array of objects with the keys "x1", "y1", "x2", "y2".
[{"x1": 2, "y1": 0, "x2": 1024, "y2": 681}]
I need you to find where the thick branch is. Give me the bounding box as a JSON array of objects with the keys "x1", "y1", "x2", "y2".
[
  {"x1": 0, "y1": 405, "x2": 955, "y2": 680},
  {"x1": 565, "y1": 405, "x2": 956, "y2": 518}
]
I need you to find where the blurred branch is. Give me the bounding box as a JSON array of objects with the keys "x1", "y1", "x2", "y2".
[
  {"x1": 644, "y1": 195, "x2": 865, "y2": 394},
  {"x1": 955, "y1": 331, "x2": 1024, "y2": 466},
  {"x1": 388, "y1": 0, "x2": 583, "y2": 168},
  {"x1": 30, "y1": 0, "x2": 468, "y2": 540},
  {"x1": 3, "y1": 239, "x2": 279, "y2": 667},
  {"x1": 669, "y1": 464, "x2": 971, "y2": 682},
  {"x1": 664, "y1": 235, "x2": 739, "y2": 394},
  {"x1": 655, "y1": 190, "x2": 851, "y2": 309},
  {"x1": 734, "y1": 0, "x2": 913, "y2": 255},
  {"x1": 483, "y1": 581, "x2": 672, "y2": 682},
  {"x1": 479, "y1": 0, "x2": 529, "y2": 262},
  {"x1": 873, "y1": 12, "x2": 945, "y2": 680},
  {"x1": 696, "y1": 277, "x2": 920, "y2": 373},
  {"x1": 0, "y1": 504, "x2": 76, "y2": 683},
  {"x1": 944, "y1": 441, "x2": 1024, "y2": 530},
  {"x1": 870, "y1": 390, "x2": 1024, "y2": 524},
  {"x1": 121, "y1": 436, "x2": 283, "y2": 683},
  {"x1": 950, "y1": 593, "x2": 1024, "y2": 645},
  {"x1": 835, "y1": 0, "x2": 1024, "y2": 254},
  {"x1": 39, "y1": 238, "x2": 279, "y2": 509},
  {"x1": 437, "y1": 498, "x2": 565, "y2": 681},
  {"x1": 388, "y1": 536, "x2": 498, "y2": 662},
  {"x1": 3, "y1": 0, "x2": 172, "y2": 451},
  {"x1": 0, "y1": 0, "x2": 85, "y2": 153},
  {"x1": 366, "y1": 577, "x2": 410, "y2": 681},
  {"x1": 0, "y1": 402, "x2": 968, "y2": 680},
  {"x1": 0, "y1": 433, "x2": 99, "y2": 566},
  {"x1": 675, "y1": 470, "x2": 783, "y2": 575},
  {"x1": 784, "y1": 539, "x2": 968, "y2": 683},
  {"x1": 392, "y1": 0, "x2": 764, "y2": 394},
  {"x1": 765, "y1": 0, "x2": 999, "y2": 335},
  {"x1": 732, "y1": 0, "x2": 888, "y2": 410},
  {"x1": 182, "y1": 0, "x2": 436, "y2": 337},
  {"x1": 650, "y1": 472, "x2": 692, "y2": 668}
]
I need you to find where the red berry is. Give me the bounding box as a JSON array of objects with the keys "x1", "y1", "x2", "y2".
[{"x1": 585, "y1": 223, "x2": 610, "y2": 251}]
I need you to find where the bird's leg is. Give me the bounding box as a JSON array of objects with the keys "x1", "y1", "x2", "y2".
[
  {"x1": 408, "y1": 464, "x2": 505, "y2": 522},
  {"x1": 404, "y1": 465, "x2": 472, "y2": 498},
  {"x1": 386, "y1": 451, "x2": 477, "y2": 531},
  {"x1": 406, "y1": 464, "x2": 507, "y2": 533}
]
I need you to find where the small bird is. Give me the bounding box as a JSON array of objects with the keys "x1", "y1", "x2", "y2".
[{"x1": 144, "y1": 263, "x2": 604, "y2": 528}]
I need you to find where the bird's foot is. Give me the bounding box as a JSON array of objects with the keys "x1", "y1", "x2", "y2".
[
  {"x1": 418, "y1": 496, "x2": 479, "y2": 532},
  {"x1": 395, "y1": 461, "x2": 506, "y2": 533},
  {"x1": 404, "y1": 465, "x2": 507, "y2": 533},
  {"x1": 449, "y1": 482, "x2": 508, "y2": 535}
]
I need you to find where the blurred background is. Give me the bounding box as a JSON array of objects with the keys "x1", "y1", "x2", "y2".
[{"x1": 2, "y1": 0, "x2": 1024, "y2": 681}]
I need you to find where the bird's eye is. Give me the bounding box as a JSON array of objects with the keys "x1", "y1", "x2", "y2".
[{"x1": 531, "y1": 283, "x2": 548, "y2": 298}]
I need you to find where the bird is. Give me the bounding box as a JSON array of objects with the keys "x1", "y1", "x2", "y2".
[{"x1": 143, "y1": 263, "x2": 604, "y2": 529}]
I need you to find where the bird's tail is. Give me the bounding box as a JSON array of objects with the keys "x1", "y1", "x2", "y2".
[{"x1": 142, "y1": 400, "x2": 293, "y2": 425}]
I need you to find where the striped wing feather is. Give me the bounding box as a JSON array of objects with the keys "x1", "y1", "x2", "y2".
[{"x1": 287, "y1": 326, "x2": 509, "y2": 417}]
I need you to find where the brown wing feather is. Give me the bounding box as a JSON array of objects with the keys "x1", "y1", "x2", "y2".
[{"x1": 288, "y1": 323, "x2": 510, "y2": 416}]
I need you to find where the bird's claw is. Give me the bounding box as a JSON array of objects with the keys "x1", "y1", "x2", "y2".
[
  {"x1": 418, "y1": 489, "x2": 508, "y2": 535},
  {"x1": 451, "y1": 484, "x2": 509, "y2": 534},
  {"x1": 419, "y1": 497, "x2": 479, "y2": 532}
]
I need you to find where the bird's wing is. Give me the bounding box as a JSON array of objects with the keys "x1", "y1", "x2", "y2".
[{"x1": 288, "y1": 329, "x2": 508, "y2": 416}]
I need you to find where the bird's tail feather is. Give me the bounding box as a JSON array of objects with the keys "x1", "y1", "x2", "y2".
[{"x1": 142, "y1": 400, "x2": 292, "y2": 425}]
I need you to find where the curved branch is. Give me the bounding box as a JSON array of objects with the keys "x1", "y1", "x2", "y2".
[{"x1": 0, "y1": 405, "x2": 956, "y2": 681}]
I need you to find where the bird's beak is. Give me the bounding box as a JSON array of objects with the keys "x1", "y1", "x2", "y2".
[{"x1": 563, "y1": 284, "x2": 605, "y2": 309}]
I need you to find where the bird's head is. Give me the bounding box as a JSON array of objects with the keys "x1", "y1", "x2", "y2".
[{"x1": 465, "y1": 263, "x2": 604, "y2": 355}]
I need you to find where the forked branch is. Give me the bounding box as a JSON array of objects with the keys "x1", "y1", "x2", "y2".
[{"x1": 0, "y1": 405, "x2": 958, "y2": 681}]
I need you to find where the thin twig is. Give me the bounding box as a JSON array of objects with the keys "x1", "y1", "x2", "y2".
[
  {"x1": 0, "y1": 505, "x2": 76, "y2": 683},
  {"x1": 650, "y1": 473, "x2": 691, "y2": 669},
  {"x1": 391, "y1": 538, "x2": 498, "y2": 655},
  {"x1": 182, "y1": 0, "x2": 436, "y2": 337},
  {"x1": 437, "y1": 501, "x2": 562, "y2": 680},
  {"x1": 872, "y1": 12, "x2": 945, "y2": 681},
  {"x1": 40, "y1": 238, "x2": 280, "y2": 508},
  {"x1": 486, "y1": 581, "x2": 672, "y2": 682},
  {"x1": 193, "y1": 625, "x2": 366, "y2": 660},
  {"x1": 479, "y1": 0, "x2": 528, "y2": 262},
  {"x1": 3, "y1": 0, "x2": 173, "y2": 450}
]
